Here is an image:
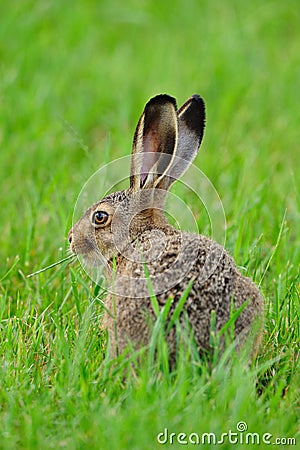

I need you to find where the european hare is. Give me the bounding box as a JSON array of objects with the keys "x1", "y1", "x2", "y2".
[{"x1": 69, "y1": 94, "x2": 264, "y2": 361}]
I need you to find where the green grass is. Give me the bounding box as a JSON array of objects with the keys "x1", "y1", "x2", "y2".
[{"x1": 0, "y1": 0, "x2": 299, "y2": 448}]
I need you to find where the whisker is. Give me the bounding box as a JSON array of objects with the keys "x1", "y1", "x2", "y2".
[{"x1": 27, "y1": 254, "x2": 76, "y2": 278}]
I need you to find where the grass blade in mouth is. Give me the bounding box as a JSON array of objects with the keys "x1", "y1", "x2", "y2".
[{"x1": 27, "y1": 254, "x2": 76, "y2": 278}]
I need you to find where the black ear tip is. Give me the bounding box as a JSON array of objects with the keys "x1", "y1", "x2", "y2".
[
  {"x1": 191, "y1": 94, "x2": 206, "y2": 126},
  {"x1": 177, "y1": 94, "x2": 205, "y2": 135},
  {"x1": 146, "y1": 94, "x2": 177, "y2": 109}
]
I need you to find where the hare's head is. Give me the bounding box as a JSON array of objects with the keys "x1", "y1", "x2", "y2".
[{"x1": 68, "y1": 94, "x2": 205, "y2": 266}]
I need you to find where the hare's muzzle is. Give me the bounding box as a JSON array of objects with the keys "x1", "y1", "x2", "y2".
[{"x1": 68, "y1": 228, "x2": 73, "y2": 244}]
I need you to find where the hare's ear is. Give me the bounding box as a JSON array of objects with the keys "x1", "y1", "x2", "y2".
[
  {"x1": 157, "y1": 95, "x2": 205, "y2": 190},
  {"x1": 130, "y1": 94, "x2": 178, "y2": 191}
]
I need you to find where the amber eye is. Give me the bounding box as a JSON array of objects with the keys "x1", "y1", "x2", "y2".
[{"x1": 91, "y1": 210, "x2": 109, "y2": 227}]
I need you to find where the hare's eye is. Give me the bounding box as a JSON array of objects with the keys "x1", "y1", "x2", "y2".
[{"x1": 91, "y1": 211, "x2": 109, "y2": 227}]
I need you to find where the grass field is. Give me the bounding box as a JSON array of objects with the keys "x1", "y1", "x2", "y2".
[{"x1": 0, "y1": 0, "x2": 299, "y2": 448}]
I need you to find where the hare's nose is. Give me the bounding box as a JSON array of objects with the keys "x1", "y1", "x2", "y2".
[{"x1": 68, "y1": 228, "x2": 73, "y2": 244}]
